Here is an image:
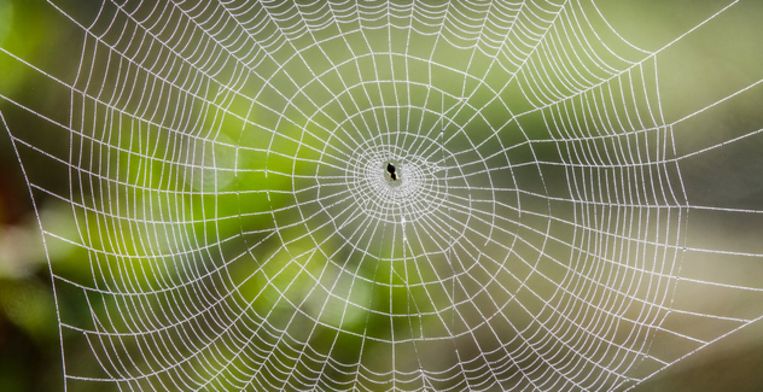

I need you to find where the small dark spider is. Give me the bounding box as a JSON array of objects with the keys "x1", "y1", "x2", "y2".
[{"x1": 386, "y1": 163, "x2": 397, "y2": 181}]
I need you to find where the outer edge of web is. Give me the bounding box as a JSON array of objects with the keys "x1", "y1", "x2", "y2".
[
  {"x1": 0, "y1": 110, "x2": 69, "y2": 392},
  {"x1": 625, "y1": 315, "x2": 763, "y2": 392}
]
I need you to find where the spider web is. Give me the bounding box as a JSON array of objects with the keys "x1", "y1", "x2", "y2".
[{"x1": 1, "y1": 0, "x2": 763, "y2": 390}]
